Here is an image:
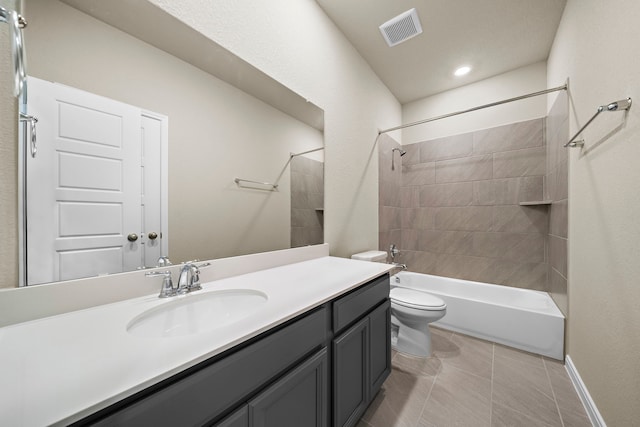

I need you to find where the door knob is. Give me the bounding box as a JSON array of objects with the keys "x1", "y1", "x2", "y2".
[
  {"x1": 148, "y1": 232, "x2": 158, "y2": 240},
  {"x1": 127, "y1": 233, "x2": 138, "y2": 242}
]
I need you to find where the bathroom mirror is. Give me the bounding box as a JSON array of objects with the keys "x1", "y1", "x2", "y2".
[{"x1": 8, "y1": 0, "x2": 325, "y2": 286}]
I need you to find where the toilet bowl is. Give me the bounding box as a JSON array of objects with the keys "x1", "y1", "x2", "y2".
[
  {"x1": 390, "y1": 287, "x2": 446, "y2": 357},
  {"x1": 350, "y1": 251, "x2": 447, "y2": 358}
]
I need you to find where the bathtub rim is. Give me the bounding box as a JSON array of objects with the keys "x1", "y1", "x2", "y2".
[{"x1": 391, "y1": 271, "x2": 565, "y2": 319}]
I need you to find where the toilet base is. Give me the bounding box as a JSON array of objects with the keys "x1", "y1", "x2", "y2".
[{"x1": 393, "y1": 320, "x2": 433, "y2": 357}]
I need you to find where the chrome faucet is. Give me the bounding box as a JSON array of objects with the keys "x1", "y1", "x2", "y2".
[
  {"x1": 146, "y1": 261, "x2": 211, "y2": 298},
  {"x1": 388, "y1": 244, "x2": 407, "y2": 271},
  {"x1": 145, "y1": 270, "x2": 176, "y2": 298},
  {"x1": 392, "y1": 262, "x2": 407, "y2": 270},
  {"x1": 177, "y1": 261, "x2": 210, "y2": 294}
]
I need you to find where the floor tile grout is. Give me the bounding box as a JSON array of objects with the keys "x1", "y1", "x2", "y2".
[
  {"x1": 489, "y1": 342, "x2": 495, "y2": 426},
  {"x1": 414, "y1": 367, "x2": 438, "y2": 427},
  {"x1": 543, "y1": 357, "x2": 566, "y2": 427}
]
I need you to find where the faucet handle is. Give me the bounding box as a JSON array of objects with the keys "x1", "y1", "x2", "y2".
[
  {"x1": 146, "y1": 270, "x2": 175, "y2": 298},
  {"x1": 188, "y1": 262, "x2": 211, "y2": 292}
]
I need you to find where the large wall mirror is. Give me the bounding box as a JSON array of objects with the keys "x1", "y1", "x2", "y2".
[{"x1": 13, "y1": 0, "x2": 324, "y2": 286}]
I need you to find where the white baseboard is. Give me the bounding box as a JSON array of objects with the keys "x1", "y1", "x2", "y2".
[{"x1": 565, "y1": 355, "x2": 607, "y2": 427}]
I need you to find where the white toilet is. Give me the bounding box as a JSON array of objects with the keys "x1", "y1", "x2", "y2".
[{"x1": 351, "y1": 251, "x2": 447, "y2": 358}]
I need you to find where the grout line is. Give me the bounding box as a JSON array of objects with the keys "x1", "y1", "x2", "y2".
[
  {"x1": 492, "y1": 401, "x2": 558, "y2": 427},
  {"x1": 542, "y1": 357, "x2": 566, "y2": 427},
  {"x1": 489, "y1": 343, "x2": 495, "y2": 426},
  {"x1": 415, "y1": 368, "x2": 438, "y2": 427}
]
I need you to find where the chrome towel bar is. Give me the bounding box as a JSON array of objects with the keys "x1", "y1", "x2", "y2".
[
  {"x1": 234, "y1": 177, "x2": 278, "y2": 191},
  {"x1": 565, "y1": 98, "x2": 632, "y2": 148}
]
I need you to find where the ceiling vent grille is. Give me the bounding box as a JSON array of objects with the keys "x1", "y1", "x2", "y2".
[{"x1": 379, "y1": 8, "x2": 423, "y2": 47}]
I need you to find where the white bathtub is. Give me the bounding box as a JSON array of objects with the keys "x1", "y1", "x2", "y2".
[{"x1": 392, "y1": 271, "x2": 565, "y2": 360}]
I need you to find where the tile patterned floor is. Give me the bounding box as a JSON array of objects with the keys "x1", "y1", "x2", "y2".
[{"x1": 358, "y1": 327, "x2": 591, "y2": 427}]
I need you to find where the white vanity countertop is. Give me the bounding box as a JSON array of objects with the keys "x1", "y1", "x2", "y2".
[{"x1": 0, "y1": 256, "x2": 392, "y2": 426}]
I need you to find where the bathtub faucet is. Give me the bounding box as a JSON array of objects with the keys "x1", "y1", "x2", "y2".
[{"x1": 391, "y1": 262, "x2": 407, "y2": 271}]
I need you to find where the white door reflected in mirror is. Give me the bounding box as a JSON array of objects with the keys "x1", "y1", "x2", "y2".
[{"x1": 25, "y1": 76, "x2": 168, "y2": 285}]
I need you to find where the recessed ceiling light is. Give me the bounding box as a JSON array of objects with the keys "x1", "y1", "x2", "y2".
[{"x1": 454, "y1": 66, "x2": 471, "y2": 77}]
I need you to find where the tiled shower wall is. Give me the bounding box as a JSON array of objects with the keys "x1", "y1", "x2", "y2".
[
  {"x1": 291, "y1": 156, "x2": 324, "y2": 248},
  {"x1": 380, "y1": 118, "x2": 552, "y2": 290},
  {"x1": 379, "y1": 134, "x2": 403, "y2": 255},
  {"x1": 546, "y1": 92, "x2": 569, "y2": 314}
]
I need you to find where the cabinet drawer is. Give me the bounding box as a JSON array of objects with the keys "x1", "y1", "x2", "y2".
[
  {"x1": 333, "y1": 274, "x2": 389, "y2": 333},
  {"x1": 89, "y1": 308, "x2": 328, "y2": 426}
]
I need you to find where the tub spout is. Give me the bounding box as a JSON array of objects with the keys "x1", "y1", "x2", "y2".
[{"x1": 391, "y1": 262, "x2": 407, "y2": 271}]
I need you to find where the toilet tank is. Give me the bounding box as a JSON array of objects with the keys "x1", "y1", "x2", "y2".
[{"x1": 351, "y1": 251, "x2": 388, "y2": 263}]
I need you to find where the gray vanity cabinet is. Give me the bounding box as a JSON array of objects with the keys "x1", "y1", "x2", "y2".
[
  {"x1": 216, "y1": 348, "x2": 328, "y2": 427},
  {"x1": 248, "y1": 348, "x2": 328, "y2": 427},
  {"x1": 75, "y1": 274, "x2": 390, "y2": 427},
  {"x1": 332, "y1": 275, "x2": 392, "y2": 427},
  {"x1": 368, "y1": 301, "x2": 392, "y2": 394},
  {"x1": 333, "y1": 317, "x2": 369, "y2": 427},
  {"x1": 216, "y1": 406, "x2": 248, "y2": 427}
]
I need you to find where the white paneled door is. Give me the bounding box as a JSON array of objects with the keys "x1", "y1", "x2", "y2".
[{"x1": 26, "y1": 77, "x2": 167, "y2": 285}]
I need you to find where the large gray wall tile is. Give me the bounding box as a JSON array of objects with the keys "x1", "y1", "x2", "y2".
[
  {"x1": 420, "y1": 133, "x2": 473, "y2": 162},
  {"x1": 492, "y1": 205, "x2": 548, "y2": 233},
  {"x1": 403, "y1": 162, "x2": 436, "y2": 186},
  {"x1": 379, "y1": 206, "x2": 401, "y2": 232},
  {"x1": 493, "y1": 146, "x2": 546, "y2": 178},
  {"x1": 435, "y1": 206, "x2": 493, "y2": 231},
  {"x1": 548, "y1": 267, "x2": 568, "y2": 315},
  {"x1": 435, "y1": 154, "x2": 493, "y2": 183},
  {"x1": 474, "y1": 177, "x2": 544, "y2": 205},
  {"x1": 472, "y1": 232, "x2": 545, "y2": 263},
  {"x1": 400, "y1": 186, "x2": 420, "y2": 208},
  {"x1": 418, "y1": 230, "x2": 474, "y2": 255},
  {"x1": 473, "y1": 118, "x2": 544, "y2": 154},
  {"x1": 291, "y1": 156, "x2": 324, "y2": 247},
  {"x1": 492, "y1": 260, "x2": 548, "y2": 290},
  {"x1": 291, "y1": 208, "x2": 322, "y2": 228},
  {"x1": 379, "y1": 179, "x2": 401, "y2": 207},
  {"x1": 401, "y1": 229, "x2": 418, "y2": 251},
  {"x1": 413, "y1": 208, "x2": 436, "y2": 230},
  {"x1": 549, "y1": 199, "x2": 568, "y2": 238},
  {"x1": 397, "y1": 250, "x2": 439, "y2": 274},
  {"x1": 400, "y1": 207, "x2": 436, "y2": 230},
  {"x1": 435, "y1": 254, "x2": 495, "y2": 283},
  {"x1": 402, "y1": 142, "x2": 421, "y2": 166},
  {"x1": 549, "y1": 235, "x2": 567, "y2": 278},
  {"x1": 420, "y1": 182, "x2": 474, "y2": 207}
]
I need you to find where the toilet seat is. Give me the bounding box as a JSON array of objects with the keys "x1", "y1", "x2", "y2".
[{"x1": 390, "y1": 288, "x2": 446, "y2": 311}]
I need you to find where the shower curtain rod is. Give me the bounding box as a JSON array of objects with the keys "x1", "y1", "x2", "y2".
[
  {"x1": 290, "y1": 146, "x2": 324, "y2": 157},
  {"x1": 378, "y1": 84, "x2": 568, "y2": 135}
]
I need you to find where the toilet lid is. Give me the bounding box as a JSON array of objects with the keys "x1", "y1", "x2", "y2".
[{"x1": 390, "y1": 287, "x2": 446, "y2": 311}]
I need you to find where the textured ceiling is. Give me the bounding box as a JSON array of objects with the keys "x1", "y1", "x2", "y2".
[{"x1": 316, "y1": 0, "x2": 566, "y2": 104}]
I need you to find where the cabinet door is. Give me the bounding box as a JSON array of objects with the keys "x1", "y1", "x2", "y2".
[
  {"x1": 369, "y1": 300, "x2": 391, "y2": 396},
  {"x1": 333, "y1": 317, "x2": 369, "y2": 427},
  {"x1": 216, "y1": 406, "x2": 248, "y2": 427},
  {"x1": 249, "y1": 348, "x2": 328, "y2": 427}
]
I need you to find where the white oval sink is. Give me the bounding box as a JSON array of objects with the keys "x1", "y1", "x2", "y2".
[{"x1": 127, "y1": 289, "x2": 268, "y2": 338}]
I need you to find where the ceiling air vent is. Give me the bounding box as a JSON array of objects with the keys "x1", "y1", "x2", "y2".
[{"x1": 379, "y1": 8, "x2": 423, "y2": 47}]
